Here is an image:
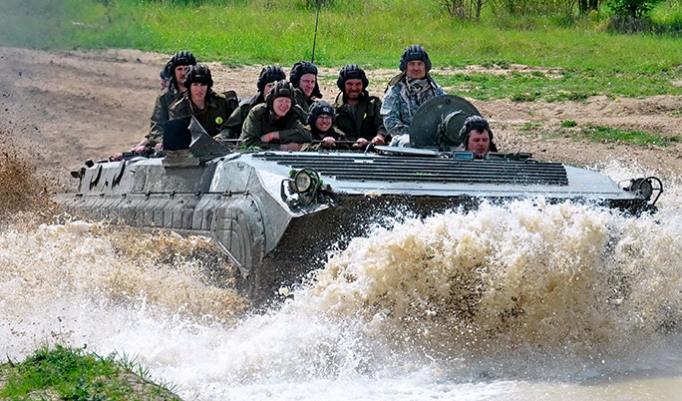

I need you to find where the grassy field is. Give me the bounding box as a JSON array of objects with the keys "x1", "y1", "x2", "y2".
[
  {"x1": 1, "y1": 0, "x2": 681, "y2": 101},
  {"x1": 0, "y1": 345, "x2": 180, "y2": 400}
]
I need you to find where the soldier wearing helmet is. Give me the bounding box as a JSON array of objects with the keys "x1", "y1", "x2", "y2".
[
  {"x1": 334, "y1": 64, "x2": 387, "y2": 149},
  {"x1": 289, "y1": 60, "x2": 322, "y2": 123},
  {"x1": 129, "y1": 51, "x2": 197, "y2": 154},
  {"x1": 167, "y1": 64, "x2": 236, "y2": 138},
  {"x1": 459, "y1": 115, "x2": 498, "y2": 159},
  {"x1": 219, "y1": 65, "x2": 286, "y2": 140},
  {"x1": 381, "y1": 45, "x2": 445, "y2": 147},
  {"x1": 240, "y1": 80, "x2": 311, "y2": 150},
  {"x1": 303, "y1": 100, "x2": 347, "y2": 150}
]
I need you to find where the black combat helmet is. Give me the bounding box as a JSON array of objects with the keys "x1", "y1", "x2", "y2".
[
  {"x1": 266, "y1": 80, "x2": 295, "y2": 109},
  {"x1": 306, "y1": 100, "x2": 335, "y2": 127},
  {"x1": 168, "y1": 51, "x2": 197, "y2": 88},
  {"x1": 399, "y1": 45, "x2": 432, "y2": 73},
  {"x1": 336, "y1": 64, "x2": 369, "y2": 92},
  {"x1": 257, "y1": 65, "x2": 286, "y2": 94},
  {"x1": 183, "y1": 64, "x2": 214, "y2": 89},
  {"x1": 459, "y1": 115, "x2": 498, "y2": 153},
  {"x1": 289, "y1": 61, "x2": 322, "y2": 98}
]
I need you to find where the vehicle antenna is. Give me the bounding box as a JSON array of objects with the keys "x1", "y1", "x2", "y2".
[{"x1": 311, "y1": 0, "x2": 322, "y2": 64}]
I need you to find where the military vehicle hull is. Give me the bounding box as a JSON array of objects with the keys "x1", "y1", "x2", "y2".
[{"x1": 56, "y1": 149, "x2": 661, "y2": 303}]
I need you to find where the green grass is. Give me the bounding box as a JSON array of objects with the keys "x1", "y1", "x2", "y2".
[
  {"x1": 580, "y1": 124, "x2": 681, "y2": 147},
  {"x1": 0, "y1": 345, "x2": 180, "y2": 401},
  {"x1": 0, "y1": 0, "x2": 681, "y2": 100}
]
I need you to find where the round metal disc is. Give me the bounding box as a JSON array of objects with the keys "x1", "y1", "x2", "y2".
[{"x1": 409, "y1": 95, "x2": 481, "y2": 148}]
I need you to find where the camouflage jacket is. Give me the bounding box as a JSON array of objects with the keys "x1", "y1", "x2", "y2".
[
  {"x1": 380, "y1": 75, "x2": 444, "y2": 137},
  {"x1": 147, "y1": 86, "x2": 183, "y2": 145},
  {"x1": 220, "y1": 94, "x2": 264, "y2": 140},
  {"x1": 239, "y1": 103, "x2": 311, "y2": 148},
  {"x1": 333, "y1": 92, "x2": 386, "y2": 141},
  {"x1": 167, "y1": 91, "x2": 235, "y2": 137}
]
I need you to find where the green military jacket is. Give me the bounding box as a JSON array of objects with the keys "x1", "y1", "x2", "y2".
[
  {"x1": 167, "y1": 91, "x2": 235, "y2": 137},
  {"x1": 220, "y1": 95, "x2": 263, "y2": 140},
  {"x1": 333, "y1": 92, "x2": 387, "y2": 142},
  {"x1": 147, "y1": 86, "x2": 183, "y2": 146},
  {"x1": 293, "y1": 88, "x2": 314, "y2": 124},
  {"x1": 239, "y1": 103, "x2": 311, "y2": 148},
  {"x1": 301, "y1": 125, "x2": 347, "y2": 151}
]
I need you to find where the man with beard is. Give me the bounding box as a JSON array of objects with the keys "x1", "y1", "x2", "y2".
[
  {"x1": 240, "y1": 80, "x2": 311, "y2": 150},
  {"x1": 289, "y1": 60, "x2": 322, "y2": 122},
  {"x1": 381, "y1": 45, "x2": 445, "y2": 147},
  {"x1": 333, "y1": 64, "x2": 386, "y2": 149},
  {"x1": 167, "y1": 64, "x2": 236, "y2": 138},
  {"x1": 219, "y1": 65, "x2": 286, "y2": 140}
]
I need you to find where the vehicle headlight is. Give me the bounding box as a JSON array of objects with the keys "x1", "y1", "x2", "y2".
[{"x1": 294, "y1": 170, "x2": 313, "y2": 193}]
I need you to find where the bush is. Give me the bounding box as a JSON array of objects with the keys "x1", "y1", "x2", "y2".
[{"x1": 607, "y1": 0, "x2": 663, "y2": 18}]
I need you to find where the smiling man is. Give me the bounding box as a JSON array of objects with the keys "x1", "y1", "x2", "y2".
[
  {"x1": 333, "y1": 64, "x2": 386, "y2": 149},
  {"x1": 239, "y1": 80, "x2": 311, "y2": 150},
  {"x1": 381, "y1": 45, "x2": 445, "y2": 147}
]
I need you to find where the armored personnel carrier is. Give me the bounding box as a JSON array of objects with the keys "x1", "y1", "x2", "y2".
[{"x1": 56, "y1": 96, "x2": 662, "y2": 303}]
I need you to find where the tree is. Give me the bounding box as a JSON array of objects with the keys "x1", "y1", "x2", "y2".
[{"x1": 579, "y1": 0, "x2": 600, "y2": 14}]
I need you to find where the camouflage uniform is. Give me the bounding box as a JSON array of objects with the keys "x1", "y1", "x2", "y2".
[
  {"x1": 334, "y1": 92, "x2": 386, "y2": 142},
  {"x1": 381, "y1": 45, "x2": 444, "y2": 146},
  {"x1": 168, "y1": 91, "x2": 234, "y2": 137},
  {"x1": 381, "y1": 75, "x2": 444, "y2": 139}
]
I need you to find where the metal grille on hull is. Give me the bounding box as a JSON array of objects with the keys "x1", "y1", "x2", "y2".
[{"x1": 254, "y1": 154, "x2": 569, "y2": 185}]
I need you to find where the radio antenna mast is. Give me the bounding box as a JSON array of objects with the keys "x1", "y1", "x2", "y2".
[{"x1": 311, "y1": 0, "x2": 322, "y2": 63}]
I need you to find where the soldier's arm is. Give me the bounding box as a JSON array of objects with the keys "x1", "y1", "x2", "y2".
[
  {"x1": 239, "y1": 109, "x2": 264, "y2": 147},
  {"x1": 279, "y1": 120, "x2": 312, "y2": 144},
  {"x1": 372, "y1": 98, "x2": 388, "y2": 137},
  {"x1": 146, "y1": 95, "x2": 168, "y2": 146},
  {"x1": 381, "y1": 88, "x2": 409, "y2": 137}
]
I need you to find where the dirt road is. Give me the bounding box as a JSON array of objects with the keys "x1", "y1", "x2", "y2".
[{"x1": 1, "y1": 46, "x2": 681, "y2": 183}]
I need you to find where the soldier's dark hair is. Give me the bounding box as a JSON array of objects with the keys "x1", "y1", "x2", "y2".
[
  {"x1": 168, "y1": 51, "x2": 197, "y2": 89},
  {"x1": 306, "y1": 100, "x2": 335, "y2": 127},
  {"x1": 266, "y1": 80, "x2": 295, "y2": 109},
  {"x1": 290, "y1": 61, "x2": 323, "y2": 98},
  {"x1": 257, "y1": 66, "x2": 286, "y2": 94},
  {"x1": 337, "y1": 64, "x2": 369, "y2": 92},
  {"x1": 399, "y1": 45, "x2": 432, "y2": 73},
  {"x1": 459, "y1": 115, "x2": 498, "y2": 153},
  {"x1": 184, "y1": 64, "x2": 214, "y2": 89}
]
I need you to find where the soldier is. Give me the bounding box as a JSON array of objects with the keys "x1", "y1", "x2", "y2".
[
  {"x1": 131, "y1": 51, "x2": 197, "y2": 153},
  {"x1": 167, "y1": 64, "x2": 236, "y2": 138},
  {"x1": 381, "y1": 45, "x2": 445, "y2": 147},
  {"x1": 240, "y1": 80, "x2": 311, "y2": 151},
  {"x1": 304, "y1": 100, "x2": 346, "y2": 150},
  {"x1": 333, "y1": 64, "x2": 387, "y2": 149},
  {"x1": 290, "y1": 60, "x2": 322, "y2": 122},
  {"x1": 459, "y1": 115, "x2": 498, "y2": 159},
  {"x1": 219, "y1": 65, "x2": 286, "y2": 140}
]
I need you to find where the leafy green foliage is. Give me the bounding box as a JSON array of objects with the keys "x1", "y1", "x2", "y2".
[
  {"x1": 561, "y1": 119, "x2": 578, "y2": 127},
  {"x1": 607, "y1": 0, "x2": 663, "y2": 18}
]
